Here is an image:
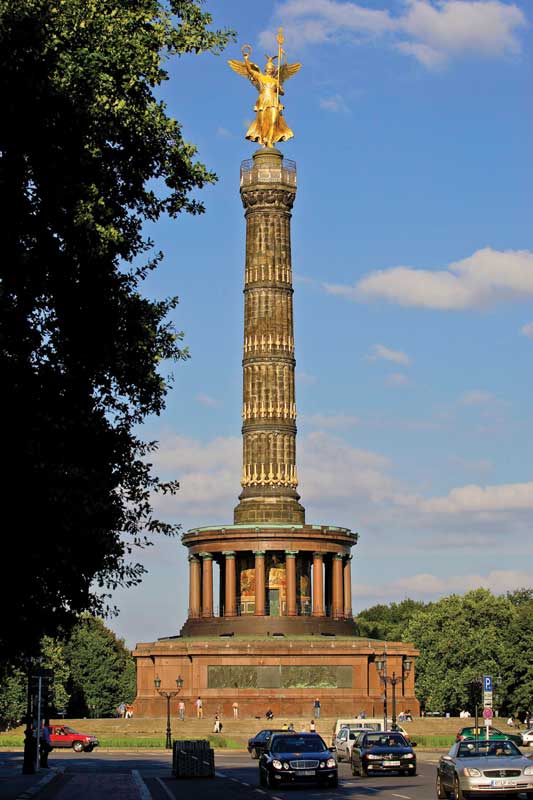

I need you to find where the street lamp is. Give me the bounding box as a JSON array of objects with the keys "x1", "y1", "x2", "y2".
[
  {"x1": 154, "y1": 675, "x2": 184, "y2": 749},
  {"x1": 376, "y1": 655, "x2": 412, "y2": 731}
]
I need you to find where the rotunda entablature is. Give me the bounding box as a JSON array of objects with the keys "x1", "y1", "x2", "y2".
[{"x1": 181, "y1": 523, "x2": 358, "y2": 557}]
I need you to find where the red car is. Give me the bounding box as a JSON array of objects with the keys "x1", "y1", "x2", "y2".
[{"x1": 49, "y1": 724, "x2": 99, "y2": 752}]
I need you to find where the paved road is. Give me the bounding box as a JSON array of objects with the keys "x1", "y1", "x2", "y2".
[
  {"x1": 2, "y1": 750, "x2": 443, "y2": 800},
  {"x1": 3, "y1": 749, "x2": 533, "y2": 800}
]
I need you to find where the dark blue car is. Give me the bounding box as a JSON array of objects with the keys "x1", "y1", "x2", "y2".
[
  {"x1": 259, "y1": 732, "x2": 338, "y2": 789},
  {"x1": 350, "y1": 731, "x2": 417, "y2": 777},
  {"x1": 247, "y1": 728, "x2": 285, "y2": 759}
]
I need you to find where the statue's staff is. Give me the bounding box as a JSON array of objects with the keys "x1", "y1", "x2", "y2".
[{"x1": 276, "y1": 27, "x2": 285, "y2": 105}]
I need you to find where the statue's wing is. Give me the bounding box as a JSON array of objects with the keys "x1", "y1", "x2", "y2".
[
  {"x1": 228, "y1": 59, "x2": 261, "y2": 80},
  {"x1": 277, "y1": 61, "x2": 302, "y2": 85}
]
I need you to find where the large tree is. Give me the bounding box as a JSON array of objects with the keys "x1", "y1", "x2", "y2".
[{"x1": 0, "y1": 0, "x2": 233, "y2": 664}]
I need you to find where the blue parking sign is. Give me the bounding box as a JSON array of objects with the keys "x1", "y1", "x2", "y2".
[{"x1": 484, "y1": 675, "x2": 493, "y2": 692}]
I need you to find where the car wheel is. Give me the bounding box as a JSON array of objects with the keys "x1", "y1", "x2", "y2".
[
  {"x1": 85, "y1": 746, "x2": 94, "y2": 753},
  {"x1": 72, "y1": 741, "x2": 84, "y2": 753},
  {"x1": 436, "y1": 771, "x2": 449, "y2": 799},
  {"x1": 454, "y1": 773, "x2": 467, "y2": 800},
  {"x1": 359, "y1": 763, "x2": 367, "y2": 777},
  {"x1": 351, "y1": 760, "x2": 357, "y2": 776},
  {"x1": 252, "y1": 748, "x2": 259, "y2": 760},
  {"x1": 259, "y1": 767, "x2": 266, "y2": 787}
]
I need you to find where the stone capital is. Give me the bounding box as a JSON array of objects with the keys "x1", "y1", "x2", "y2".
[
  {"x1": 199, "y1": 551, "x2": 213, "y2": 561},
  {"x1": 222, "y1": 551, "x2": 236, "y2": 558},
  {"x1": 188, "y1": 554, "x2": 200, "y2": 563},
  {"x1": 333, "y1": 553, "x2": 344, "y2": 561},
  {"x1": 285, "y1": 549, "x2": 299, "y2": 557},
  {"x1": 253, "y1": 550, "x2": 266, "y2": 557},
  {"x1": 312, "y1": 551, "x2": 324, "y2": 560}
]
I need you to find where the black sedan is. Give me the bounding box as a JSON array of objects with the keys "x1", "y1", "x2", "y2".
[
  {"x1": 350, "y1": 731, "x2": 417, "y2": 777},
  {"x1": 247, "y1": 728, "x2": 285, "y2": 759},
  {"x1": 259, "y1": 732, "x2": 338, "y2": 789}
]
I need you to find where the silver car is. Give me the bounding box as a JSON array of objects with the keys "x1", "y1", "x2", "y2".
[{"x1": 436, "y1": 739, "x2": 533, "y2": 799}]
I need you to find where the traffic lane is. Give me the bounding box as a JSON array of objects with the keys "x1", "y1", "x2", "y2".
[{"x1": 152, "y1": 751, "x2": 439, "y2": 800}]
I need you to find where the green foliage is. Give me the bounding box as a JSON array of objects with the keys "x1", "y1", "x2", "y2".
[
  {"x1": 0, "y1": 0, "x2": 234, "y2": 664},
  {"x1": 0, "y1": 667, "x2": 26, "y2": 731},
  {"x1": 41, "y1": 636, "x2": 70, "y2": 715},
  {"x1": 356, "y1": 599, "x2": 428, "y2": 641},
  {"x1": 62, "y1": 616, "x2": 136, "y2": 717},
  {"x1": 404, "y1": 588, "x2": 533, "y2": 716}
]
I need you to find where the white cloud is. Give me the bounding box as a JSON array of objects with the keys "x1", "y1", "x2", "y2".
[
  {"x1": 367, "y1": 343, "x2": 411, "y2": 365},
  {"x1": 324, "y1": 248, "x2": 533, "y2": 310},
  {"x1": 320, "y1": 93, "x2": 349, "y2": 112},
  {"x1": 216, "y1": 127, "x2": 234, "y2": 139},
  {"x1": 148, "y1": 430, "x2": 532, "y2": 543},
  {"x1": 386, "y1": 372, "x2": 410, "y2": 387},
  {"x1": 260, "y1": 0, "x2": 526, "y2": 68},
  {"x1": 301, "y1": 413, "x2": 360, "y2": 429},
  {"x1": 296, "y1": 370, "x2": 318, "y2": 384},
  {"x1": 521, "y1": 322, "x2": 533, "y2": 338},
  {"x1": 197, "y1": 393, "x2": 218, "y2": 408},
  {"x1": 449, "y1": 455, "x2": 493, "y2": 474},
  {"x1": 459, "y1": 390, "x2": 496, "y2": 406},
  {"x1": 352, "y1": 569, "x2": 533, "y2": 600},
  {"x1": 394, "y1": 481, "x2": 533, "y2": 514}
]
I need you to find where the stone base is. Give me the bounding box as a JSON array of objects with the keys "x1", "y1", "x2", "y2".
[
  {"x1": 180, "y1": 615, "x2": 358, "y2": 637},
  {"x1": 233, "y1": 494, "x2": 305, "y2": 525},
  {"x1": 133, "y1": 635, "x2": 419, "y2": 719}
]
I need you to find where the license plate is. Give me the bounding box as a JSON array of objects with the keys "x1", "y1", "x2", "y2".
[
  {"x1": 490, "y1": 780, "x2": 516, "y2": 787},
  {"x1": 301, "y1": 770, "x2": 315, "y2": 776},
  {"x1": 387, "y1": 761, "x2": 401, "y2": 766}
]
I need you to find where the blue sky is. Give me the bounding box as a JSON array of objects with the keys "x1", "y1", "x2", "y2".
[{"x1": 109, "y1": 0, "x2": 532, "y2": 650}]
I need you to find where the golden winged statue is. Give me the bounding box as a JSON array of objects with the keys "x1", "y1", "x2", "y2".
[{"x1": 228, "y1": 28, "x2": 301, "y2": 149}]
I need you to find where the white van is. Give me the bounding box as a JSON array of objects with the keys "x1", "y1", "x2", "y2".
[{"x1": 331, "y1": 718, "x2": 408, "y2": 748}]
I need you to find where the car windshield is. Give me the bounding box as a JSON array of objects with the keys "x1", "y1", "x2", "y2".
[
  {"x1": 458, "y1": 741, "x2": 520, "y2": 758},
  {"x1": 271, "y1": 736, "x2": 325, "y2": 754},
  {"x1": 364, "y1": 733, "x2": 407, "y2": 747}
]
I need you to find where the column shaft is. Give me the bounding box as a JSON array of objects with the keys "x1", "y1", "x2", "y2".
[
  {"x1": 224, "y1": 552, "x2": 237, "y2": 617},
  {"x1": 343, "y1": 556, "x2": 352, "y2": 618},
  {"x1": 312, "y1": 552, "x2": 324, "y2": 617},
  {"x1": 332, "y1": 554, "x2": 344, "y2": 619},
  {"x1": 200, "y1": 554, "x2": 213, "y2": 618},
  {"x1": 286, "y1": 551, "x2": 298, "y2": 616},
  {"x1": 254, "y1": 551, "x2": 266, "y2": 616},
  {"x1": 188, "y1": 556, "x2": 201, "y2": 619}
]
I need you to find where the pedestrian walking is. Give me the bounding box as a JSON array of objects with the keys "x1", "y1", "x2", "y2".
[
  {"x1": 178, "y1": 700, "x2": 185, "y2": 721},
  {"x1": 310, "y1": 719, "x2": 316, "y2": 732},
  {"x1": 232, "y1": 701, "x2": 239, "y2": 719},
  {"x1": 39, "y1": 720, "x2": 52, "y2": 768},
  {"x1": 213, "y1": 714, "x2": 223, "y2": 733},
  {"x1": 195, "y1": 696, "x2": 203, "y2": 719},
  {"x1": 314, "y1": 697, "x2": 321, "y2": 719}
]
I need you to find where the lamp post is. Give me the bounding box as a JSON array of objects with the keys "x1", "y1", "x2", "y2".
[
  {"x1": 154, "y1": 675, "x2": 184, "y2": 749},
  {"x1": 376, "y1": 655, "x2": 412, "y2": 731}
]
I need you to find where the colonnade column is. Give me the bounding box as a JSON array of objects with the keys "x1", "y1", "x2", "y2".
[
  {"x1": 223, "y1": 551, "x2": 237, "y2": 617},
  {"x1": 188, "y1": 555, "x2": 201, "y2": 618},
  {"x1": 254, "y1": 550, "x2": 266, "y2": 616},
  {"x1": 312, "y1": 552, "x2": 324, "y2": 617},
  {"x1": 286, "y1": 550, "x2": 298, "y2": 616},
  {"x1": 332, "y1": 553, "x2": 344, "y2": 619},
  {"x1": 200, "y1": 552, "x2": 213, "y2": 618},
  {"x1": 343, "y1": 555, "x2": 352, "y2": 619}
]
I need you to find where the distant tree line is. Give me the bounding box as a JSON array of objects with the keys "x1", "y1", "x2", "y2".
[
  {"x1": 356, "y1": 588, "x2": 533, "y2": 718},
  {"x1": 0, "y1": 616, "x2": 135, "y2": 730}
]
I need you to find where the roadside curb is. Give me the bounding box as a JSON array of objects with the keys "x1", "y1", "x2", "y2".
[{"x1": 15, "y1": 766, "x2": 65, "y2": 800}]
